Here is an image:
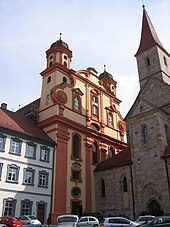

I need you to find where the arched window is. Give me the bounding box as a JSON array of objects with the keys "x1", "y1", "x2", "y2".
[
  {"x1": 72, "y1": 134, "x2": 81, "y2": 160},
  {"x1": 143, "y1": 125, "x2": 148, "y2": 144},
  {"x1": 123, "y1": 176, "x2": 128, "y2": 192},
  {"x1": 92, "y1": 141, "x2": 98, "y2": 164},
  {"x1": 63, "y1": 76, "x2": 67, "y2": 83},
  {"x1": 101, "y1": 179, "x2": 105, "y2": 197},
  {"x1": 47, "y1": 76, "x2": 51, "y2": 83}
]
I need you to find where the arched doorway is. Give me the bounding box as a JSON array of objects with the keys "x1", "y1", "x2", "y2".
[{"x1": 148, "y1": 200, "x2": 163, "y2": 216}]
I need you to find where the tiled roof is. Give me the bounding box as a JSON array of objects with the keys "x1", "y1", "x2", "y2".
[
  {"x1": 94, "y1": 147, "x2": 132, "y2": 172},
  {"x1": 0, "y1": 107, "x2": 55, "y2": 145},
  {"x1": 135, "y1": 7, "x2": 165, "y2": 56}
]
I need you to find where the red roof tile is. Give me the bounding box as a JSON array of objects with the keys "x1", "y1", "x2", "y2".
[
  {"x1": 0, "y1": 107, "x2": 55, "y2": 145},
  {"x1": 94, "y1": 147, "x2": 132, "y2": 172}
]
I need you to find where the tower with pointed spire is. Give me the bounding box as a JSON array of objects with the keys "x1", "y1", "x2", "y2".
[
  {"x1": 125, "y1": 6, "x2": 170, "y2": 216},
  {"x1": 135, "y1": 6, "x2": 170, "y2": 89}
]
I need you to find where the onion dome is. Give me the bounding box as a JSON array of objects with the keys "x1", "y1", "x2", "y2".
[
  {"x1": 50, "y1": 33, "x2": 69, "y2": 49},
  {"x1": 99, "y1": 65, "x2": 113, "y2": 80}
]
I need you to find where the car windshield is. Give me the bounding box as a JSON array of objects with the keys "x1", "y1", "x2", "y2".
[
  {"x1": 28, "y1": 216, "x2": 37, "y2": 220},
  {"x1": 58, "y1": 216, "x2": 77, "y2": 223}
]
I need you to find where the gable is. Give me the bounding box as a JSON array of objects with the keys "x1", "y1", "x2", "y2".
[{"x1": 125, "y1": 77, "x2": 170, "y2": 120}]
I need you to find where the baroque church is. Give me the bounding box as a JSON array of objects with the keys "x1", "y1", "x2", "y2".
[
  {"x1": 0, "y1": 5, "x2": 169, "y2": 224},
  {"x1": 95, "y1": 6, "x2": 170, "y2": 219}
]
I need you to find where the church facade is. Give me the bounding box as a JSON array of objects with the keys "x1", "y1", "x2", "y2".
[
  {"x1": 95, "y1": 6, "x2": 170, "y2": 219},
  {"x1": 37, "y1": 35, "x2": 127, "y2": 222}
]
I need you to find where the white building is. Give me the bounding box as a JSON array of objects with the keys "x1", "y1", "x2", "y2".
[{"x1": 0, "y1": 103, "x2": 55, "y2": 224}]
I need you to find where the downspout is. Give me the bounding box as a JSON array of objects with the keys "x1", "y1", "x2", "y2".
[
  {"x1": 164, "y1": 158, "x2": 170, "y2": 197},
  {"x1": 50, "y1": 144, "x2": 57, "y2": 224},
  {"x1": 130, "y1": 164, "x2": 136, "y2": 219}
]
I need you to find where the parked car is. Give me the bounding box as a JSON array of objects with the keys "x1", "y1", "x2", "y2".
[
  {"x1": 18, "y1": 216, "x2": 41, "y2": 225},
  {"x1": 0, "y1": 216, "x2": 22, "y2": 227},
  {"x1": 57, "y1": 214, "x2": 79, "y2": 226},
  {"x1": 77, "y1": 216, "x2": 99, "y2": 227},
  {"x1": 100, "y1": 217, "x2": 140, "y2": 227},
  {"x1": 139, "y1": 216, "x2": 170, "y2": 226},
  {"x1": 0, "y1": 225, "x2": 7, "y2": 227},
  {"x1": 135, "y1": 215, "x2": 155, "y2": 224}
]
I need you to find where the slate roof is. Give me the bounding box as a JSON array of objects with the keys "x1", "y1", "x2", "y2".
[
  {"x1": 0, "y1": 107, "x2": 55, "y2": 146},
  {"x1": 94, "y1": 147, "x2": 132, "y2": 172}
]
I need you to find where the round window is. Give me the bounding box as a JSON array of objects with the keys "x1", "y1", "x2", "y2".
[{"x1": 72, "y1": 186, "x2": 81, "y2": 198}]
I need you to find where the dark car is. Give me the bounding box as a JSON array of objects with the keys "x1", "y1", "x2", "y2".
[
  {"x1": 0, "y1": 216, "x2": 22, "y2": 227},
  {"x1": 139, "y1": 216, "x2": 170, "y2": 226}
]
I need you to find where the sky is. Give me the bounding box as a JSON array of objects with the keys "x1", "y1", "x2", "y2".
[{"x1": 0, "y1": 0, "x2": 170, "y2": 118}]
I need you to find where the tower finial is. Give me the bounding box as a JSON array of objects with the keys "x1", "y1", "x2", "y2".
[
  {"x1": 142, "y1": 0, "x2": 145, "y2": 9},
  {"x1": 59, "y1": 33, "x2": 62, "y2": 40},
  {"x1": 104, "y1": 64, "x2": 106, "y2": 72}
]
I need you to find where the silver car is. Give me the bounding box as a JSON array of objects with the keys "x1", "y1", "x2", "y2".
[
  {"x1": 100, "y1": 217, "x2": 140, "y2": 227},
  {"x1": 57, "y1": 214, "x2": 79, "y2": 227},
  {"x1": 77, "y1": 216, "x2": 99, "y2": 227}
]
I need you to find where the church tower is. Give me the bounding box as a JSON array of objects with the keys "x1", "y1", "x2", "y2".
[
  {"x1": 125, "y1": 6, "x2": 170, "y2": 216},
  {"x1": 135, "y1": 6, "x2": 170, "y2": 89},
  {"x1": 38, "y1": 34, "x2": 127, "y2": 222}
]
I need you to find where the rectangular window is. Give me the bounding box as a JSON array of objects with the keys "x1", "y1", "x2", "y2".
[
  {"x1": 23, "y1": 168, "x2": 34, "y2": 185},
  {"x1": 40, "y1": 147, "x2": 50, "y2": 162},
  {"x1": 92, "y1": 105, "x2": 98, "y2": 115},
  {"x1": 0, "y1": 163, "x2": 3, "y2": 180},
  {"x1": 3, "y1": 199, "x2": 16, "y2": 216},
  {"x1": 10, "y1": 138, "x2": 21, "y2": 155},
  {"x1": 0, "y1": 134, "x2": 6, "y2": 151},
  {"x1": 7, "y1": 165, "x2": 19, "y2": 183},
  {"x1": 72, "y1": 170, "x2": 80, "y2": 180},
  {"x1": 26, "y1": 143, "x2": 36, "y2": 158},
  {"x1": 38, "y1": 171, "x2": 48, "y2": 187},
  {"x1": 21, "y1": 200, "x2": 32, "y2": 215}
]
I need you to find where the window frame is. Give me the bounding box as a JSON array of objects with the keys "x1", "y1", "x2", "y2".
[
  {"x1": 3, "y1": 198, "x2": 17, "y2": 216},
  {"x1": 72, "y1": 133, "x2": 82, "y2": 160},
  {"x1": 6, "y1": 164, "x2": 20, "y2": 183},
  {"x1": 40, "y1": 146, "x2": 50, "y2": 162},
  {"x1": 38, "y1": 170, "x2": 49, "y2": 188},
  {"x1": 0, "y1": 163, "x2": 3, "y2": 180},
  {"x1": 25, "y1": 142, "x2": 37, "y2": 159},
  {"x1": 10, "y1": 138, "x2": 22, "y2": 156},
  {"x1": 0, "y1": 134, "x2": 6, "y2": 152},
  {"x1": 92, "y1": 141, "x2": 99, "y2": 165},
  {"x1": 23, "y1": 168, "x2": 35, "y2": 186},
  {"x1": 20, "y1": 199, "x2": 33, "y2": 215}
]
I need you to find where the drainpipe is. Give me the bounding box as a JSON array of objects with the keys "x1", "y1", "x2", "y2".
[
  {"x1": 50, "y1": 144, "x2": 57, "y2": 224},
  {"x1": 130, "y1": 164, "x2": 136, "y2": 219}
]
